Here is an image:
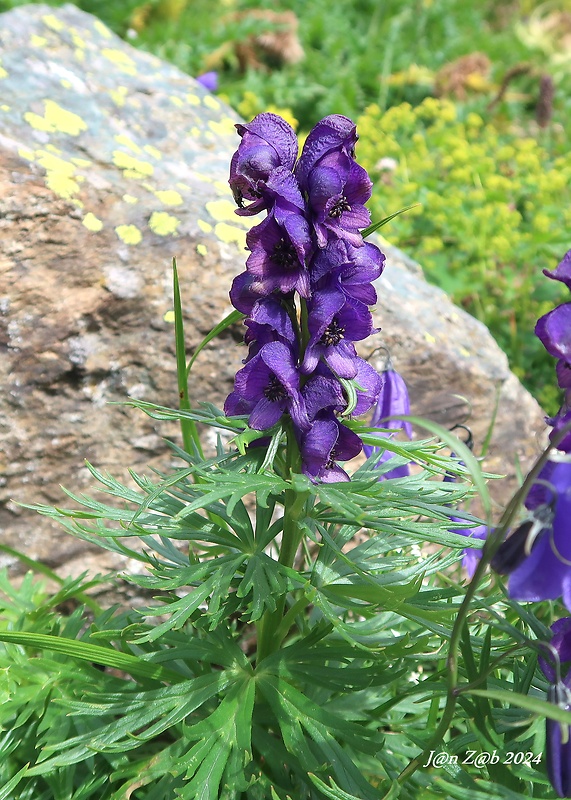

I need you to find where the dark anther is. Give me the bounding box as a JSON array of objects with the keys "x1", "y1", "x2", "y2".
[
  {"x1": 491, "y1": 504, "x2": 554, "y2": 574},
  {"x1": 328, "y1": 196, "x2": 351, "y2": 219},
  {"x1": 271, "y1": 239, "x2": 298, "y2": 269},
  {"x1": 263, "y1": 374, "x2": 287, "y2": 402},
  {"x1": 319, "y1": 319, "x2": 345, "y2": 346}
]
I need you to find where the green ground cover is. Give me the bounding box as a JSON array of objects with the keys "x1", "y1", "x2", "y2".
[{"x1": 3, "y1": 0, "x2": 570, "y2": 409}]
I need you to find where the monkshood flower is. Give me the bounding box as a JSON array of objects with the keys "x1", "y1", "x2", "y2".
[
  {"x1": 229, "y1": 114, "x2": 298, "y2": 215},
  {"x1": 448, "y1": 517, "x2": 488, "y2": 578},
  {"x1": 226, "y1": 111, "x2": 385, "y2": 481},
  {"x1": 539, "y1": 618, "x2": 571, "y2": 798},
  {"x1": 225, "y1": 341, "x2": 309, "y2": 432},
  {"x1": 364, "y1": 366, "x2": 413, "y2": 480}
]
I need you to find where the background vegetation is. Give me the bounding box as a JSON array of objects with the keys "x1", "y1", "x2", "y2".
[{"x1": 2, "y1": 0, "x2": 570, "y2": 409}]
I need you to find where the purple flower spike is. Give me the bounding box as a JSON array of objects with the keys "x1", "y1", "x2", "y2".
[
  {"x1": 229, "y1": 113, "x2": 298, "y2": 215},
  {"x1": 228, "y1": 341, "x2": 309, "y2": 432}
]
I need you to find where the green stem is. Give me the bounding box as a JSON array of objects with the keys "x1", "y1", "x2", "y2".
[{"x1": 256, "y1": 428, "x2": 308, "y2": 664}]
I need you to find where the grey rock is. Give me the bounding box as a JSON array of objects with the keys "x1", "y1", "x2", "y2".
[{"x1": 0, "y1": 5, "x2": 546, "y2": 577}]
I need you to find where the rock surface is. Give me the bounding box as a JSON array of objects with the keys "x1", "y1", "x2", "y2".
[{"x1": 0, "y1": 5, "x2": 546, "y2": 578}]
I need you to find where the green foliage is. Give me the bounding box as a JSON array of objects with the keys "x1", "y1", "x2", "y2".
[{"x1": 356, "y1": 97, "x2": 569, "y2": 411}]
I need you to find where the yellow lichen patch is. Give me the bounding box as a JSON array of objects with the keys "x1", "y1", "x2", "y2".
[
  {"x1": 102, "y1": 49, "x2": 136, "y2": 75},
  {"x1": 114, "y1": 134, "x2": 141, "y2": 153},
  {"x1": 18, "y1": 147, "x2": 34, "y2": 161},
  {"x1": 163, "y1": 310, "x2": 175, "y2": 323},
  {"x1": 189, "y1": 126, "x2": 200, "y2": 137},
  {"x1": 198, "y1": 219, "x2": 212, "y2": 233},
  {"x1": 109, "y1": 86, "x2": 128, "y2": 107},
  {"x1": 46, "y1": 143, "x2": 62, "y2": 154},
  {"x1": 72, "y1": 34, "x2": 86, "y2": 49},
  {"x1": 1, "y1": 104, "x2": 9, "y2": 111},
  {"x1": 187, "y1": 94, "x2": 200, "y2": 106},
  {"x1": 42, "y1": 13, "x2": 64, "y2": 31},
  {"x1": 71, "y1": 157, "x2": 91, "y2": 167},
  {"x1": 214, "y1": 222, "x2": 246, "y2": 249},
  {"x1": 197, "y1": 244, "x2": 208, "y2": 256},
  {"x1": 75, "y1": 49, "x2": 85, "y2": 62},
  {"x1": 208, "y1": 118, "x2": 236, "y2": 137},
  {"x1": 112, "y1": 150, "x2": 154, "y2": 178},
  {"x1": 214, "y1": 179, "x2": 233, "y2": 196},
  {"x1": 143, "y1": 145, "x2": 162, "y2": 159},
  {"x1": 122, "y1": 193, "x2": 138, "y2": 204},
  {"x1": 460, "y1": 347, "x2": 471, "y2": 358},
  {"x1": 0, "y1": 66, "x2": 8, "y2": 80},
  {"x1": 154, "y1": 189, "x2": 183, "y2": 206},
  {"x1": 115, "y1": 224, "x2": 142, "y2": 245},
  {"x1": 93, "y1": 19, "x2": 112, "y2": 38},
  {"x1": 193, "y1": 171, "x2": 213, "y2": 184},
  {"x1": 30, "y1": 34, "x2": 48, "y2": 47},
  {"x1": 205, "y1": 198, "x2": 240, "y2": 223},
  {"x1": 82, "y1": 212, "x2": 103, "y2": 232},
  {"x1": 177, "y1": 182, "x2": 190, "y2": 191},
  {"x1": 169, "y1": 95, "x2": 184, "y2": 108},
  {"x1": 424, "y1": 332, "x2": 436, "y2": 344},
  {"x1": 203, "y1": 95, "x2": 220, "y2": 110},
  {"x1": 149, "y1": 211, "x2": 180, "y2": 236},
  {"x1": 24, "y1": 100, "x2": 88, "y2": 136},
  {"x1": 60, "y1": 79, "x2": 72, "y2": 89},
  {"x1": 35, "y1": 151, "x2": 81, "y2": 199}
]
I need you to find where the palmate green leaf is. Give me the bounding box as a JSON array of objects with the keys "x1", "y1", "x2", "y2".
[
  {"x1": 178, "y1": 677, "x2": 255, "y2": 800},
  {"x1": 31, "y1": 671, "x2": 236, "y2": 772},
  {"x1": 257, "y1": 674, "x2": 380, "y2": 800},
  {"x1": 309, "y1": 773, "x2": 398, "y2": 800},
  {"x1": 236, "y1": 551, "x2": 289, "y2": 621},
  {"x1": 0, "y1": 631, "x2": 182, "y2": 683}
]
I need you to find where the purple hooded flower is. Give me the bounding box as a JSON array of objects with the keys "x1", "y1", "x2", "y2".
[
  {"x1": 296, "y1": 114, "x2": 358, "y2": 192},
  {"x1": 229, "y1": 113, "x2": 298, "y2": 215},
  {"x1": 243, "y1": 296, "x2": 297, "y2": 359},
  {"x1": 305, "y1": 152, "x2": 372, "y2": 248},
  {"x1": 302, "y1": 287, "x2": 375, "y2": 377},
  {"x1": 301, "y1": 413, "x2": 363, "y2": 483},
  {"x1": 363, "y1": 368, "x2": 413, "y2": 480},
  {"x1": 226, "y1": 341, "x2": 309, "y2": 432},
  {"x1": 494, "y1": 456, "x2": 571, "y2": 608},
  {"x1": 246, "y1": 211, "x2": 312, "y2": 298},
  {"x1": 310, "y1": 238, "x2": 385, "y2": 305}
]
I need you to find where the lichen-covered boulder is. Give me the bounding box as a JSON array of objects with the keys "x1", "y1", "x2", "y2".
[{"x1": 0, "y1": 5, "x2": 545, "y2": 579}]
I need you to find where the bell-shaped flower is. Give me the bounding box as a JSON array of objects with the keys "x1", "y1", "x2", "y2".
[
  {"x1": 539, "y1": 617, "x2": 571, "y2": 798},
  {"x1": 494, "y1": 456, "x2": 571, "y2": 609},
  {"x1": 229, "y1": 113, "x2": 298, "y2": 215},
  {"x1": 363, "y1": 367, "x2": 413, "y2": 480},
  {"x1": 226, "y1": 341, "x2": 309, "y2": 432}
]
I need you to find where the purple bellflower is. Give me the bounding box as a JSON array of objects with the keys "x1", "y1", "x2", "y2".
[
  {"x1": 196, "y1": 71, "x2": 218, "y2": 92},
  {"x1": 491, "y1": 250, "x2": 571, "y2": 606},
  {"x1": 225, "y1": 112, "x2": 386, "y2": 481},
  {"x1": 364, "y1": 366, "x2": 413, "y2": 480},
  {"x1": 539, "y1": 618, "x2": 571, "y2": 798}
]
